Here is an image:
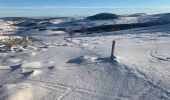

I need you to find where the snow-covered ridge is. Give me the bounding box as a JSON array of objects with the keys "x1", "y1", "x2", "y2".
[{"x1": 1, "y1": 13, "x2": 170, "y2": 35}]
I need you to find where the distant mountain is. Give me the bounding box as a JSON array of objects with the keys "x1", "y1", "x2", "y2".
[
  {"x1": 152, "y1": 13, "x2": 170, "y2": 21},
  {"x1": 128, "y1": 13, "x2": 148, "y2": 17},
  {"x1": 87, "y1": 13, "x2": 120, "y2": 20}
]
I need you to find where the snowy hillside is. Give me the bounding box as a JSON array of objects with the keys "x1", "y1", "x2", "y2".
[
  {"x1": 0, "y1": 19, "x2": 18, "y2": 35},
  {"x1": 0, "y1": 13, "x2": 170, "y2": 100}
]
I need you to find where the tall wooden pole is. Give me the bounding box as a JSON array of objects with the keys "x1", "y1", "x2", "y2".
[{"x1": 111, "y1": 40, "x2": 115, "y2": 60}]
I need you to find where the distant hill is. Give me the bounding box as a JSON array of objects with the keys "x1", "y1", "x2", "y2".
[
  {"x1": 137, "y1": 13, "x2": 170, "y2": 23},
  {"x1": 87, "y1": 13, "x2": 119, "y2": 20},
  {"x1": 74, "y1": 21, "x2": 170, "y2": 33},
  {"x1": 128, "y1": 13, "x2": 148, "y2": 17},
  {"x1": 152, "y1": 13, "x2": 170, "y2": 21}
]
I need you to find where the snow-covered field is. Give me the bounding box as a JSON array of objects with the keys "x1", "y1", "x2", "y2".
[{"x1": 0, "y1": 14, "x2": 170, "y2": 100}]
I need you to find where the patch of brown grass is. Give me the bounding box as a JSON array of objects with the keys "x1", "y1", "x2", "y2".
[{"x1": 0, "y1": 36, "x2": 38, "y2": 53}]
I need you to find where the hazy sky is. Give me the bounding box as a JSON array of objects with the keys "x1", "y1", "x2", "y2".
[{"x1": 0, "y1": 0, "x2": 170, "y2": 17}]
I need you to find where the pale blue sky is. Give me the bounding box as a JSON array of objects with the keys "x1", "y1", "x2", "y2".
[{"x1": 0, "y1": 0, "x2": 170, "y2": 17}]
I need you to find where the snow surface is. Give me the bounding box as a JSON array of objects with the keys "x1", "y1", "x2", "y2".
[{"x1": 0, "y1": 15, "x2": 170, "y2": 100}]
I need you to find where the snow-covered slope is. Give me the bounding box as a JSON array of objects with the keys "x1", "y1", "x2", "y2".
[
  {"x1": 0, "y1": 13, "x2": 170, "y2": 100},
  {"x1": 0, "y1": 19, "x2": 18, "y2": 35},
  {"x1": 0, "y1": 28, "x2": 170, "y2": 100}
]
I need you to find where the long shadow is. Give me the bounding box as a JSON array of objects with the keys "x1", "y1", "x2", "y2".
[
  {"x1": 97, "y1": 57, "x2": 117, "y2": 63},
  {"x1": 67, "y1": 56, "x2": 118, "y2": 65},
  {"x1": 21, "y1": 70, "x2": 34, "y2": 77},
  {"x1": 67, "y1": 56, "x2": 85, "y2": 64},
  {"x1": 9, "y1": 64, "x2": 22, "y2": 71},
  {"x1": 97, "y1": 57, "x2": 119, "y2": 68},
  {"x1": 0, "y1": 64, "x2": 22, "y2": 71}
]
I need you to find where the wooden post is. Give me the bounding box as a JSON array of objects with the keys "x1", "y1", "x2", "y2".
[{"x1": 111, "y1": 40, "x2": 115, "y2": 60}]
